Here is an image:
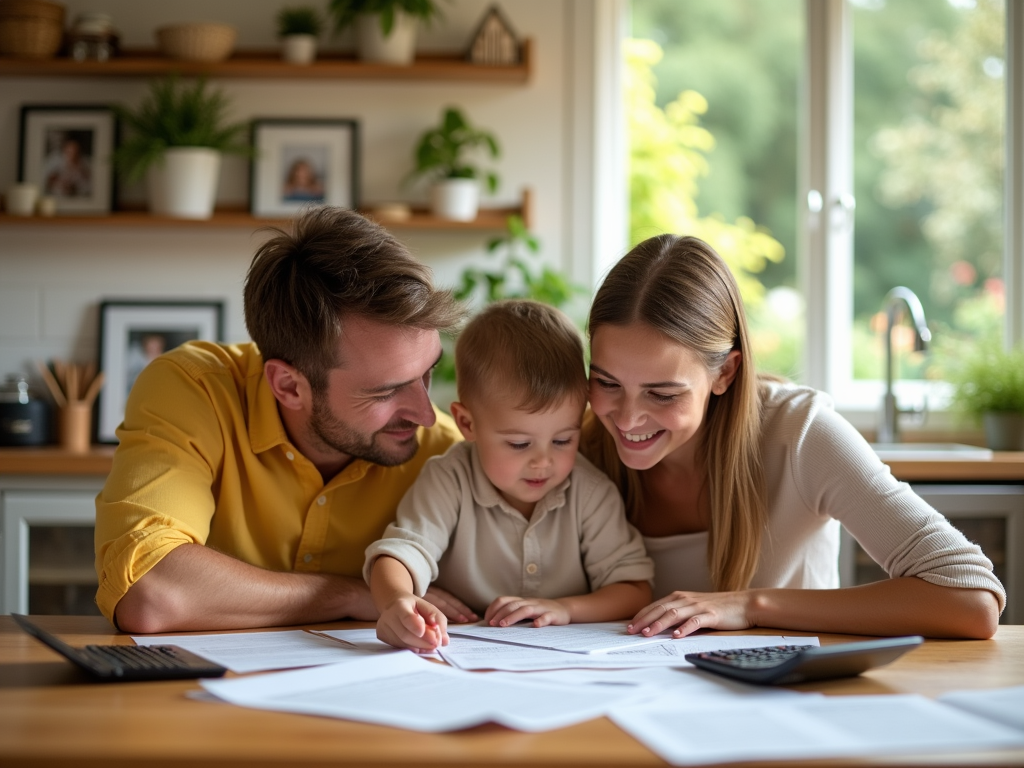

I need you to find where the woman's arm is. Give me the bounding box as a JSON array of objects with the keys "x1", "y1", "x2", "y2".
[{"x1": 627, "y1": 577, "x2": 1000, "y2": 640}]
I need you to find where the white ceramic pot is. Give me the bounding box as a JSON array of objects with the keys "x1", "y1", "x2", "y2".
[
  {"x1": 355, "y1": 12, "x2": 417, "y2": 65},
  {"x1": 147, "y1": 147, "x2": 221, "y2": 219},
  {"x1": 430, "y1": 178, "x2": 481, "y2": 221},
  {"x1": 281, "y1": 34, "x2": 317, "y2": 64}
]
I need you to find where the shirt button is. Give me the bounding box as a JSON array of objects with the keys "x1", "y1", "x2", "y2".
[
  {"x1": 317, "y1": 496, "x2": 327, "y2": 505},
  {"x1": 526, "y1": 563, "x2": 538, "y2": 575},
  {"x1": 303, "y1": 553, "x2": 313, "y2": 563},
  {"x1": 285, "y1": 451, "x2": 295, "y2": 461}
]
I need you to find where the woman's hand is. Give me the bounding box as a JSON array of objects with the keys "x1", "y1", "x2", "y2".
[
  {"x1": 627, "y1": 590, "x2": 758, "y2": 638},
  {"x1": 485, "y1": 596, "x2": 571, "y2": 628}
]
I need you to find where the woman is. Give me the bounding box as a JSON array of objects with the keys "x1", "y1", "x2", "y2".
[{"x1": 581, "y1": 234, "x2": 1004, "y2": 640}]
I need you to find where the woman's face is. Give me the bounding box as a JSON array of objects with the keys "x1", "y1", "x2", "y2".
[{"x1": 588, "y1": 322, "x2": 738, "y2": 470}]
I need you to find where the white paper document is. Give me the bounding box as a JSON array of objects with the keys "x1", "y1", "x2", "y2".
[
  {"x1": 200, "y1": 651, "x2": 647, "y2": 732},
  {"x1": 939, "y1": 685, "x2": 1024, "y2": 732},
  {"x1": 131, "y1": 630, "x2": 379, "y2": 674},
  {"x1": 610, "y1": 692, "x2": 1024, "y2": 765},
  {"x1": 440, "y1": 633, "x2": 818, "y2": 671},
  {"x1": 447, "y1": 621, "x2": 684, "y2": 654}
]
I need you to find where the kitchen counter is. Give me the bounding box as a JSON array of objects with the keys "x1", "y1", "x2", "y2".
[{"x1": 2, "y1": 445, "x2": 1024, "y2": 481}]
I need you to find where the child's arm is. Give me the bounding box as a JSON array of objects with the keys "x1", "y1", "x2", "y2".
[
  {"x1": 370, "y1": 555, "x2": 448, "y2": 652},
  {"x1": 485, "y1": 580, "x2": 653, "y2": 627}
]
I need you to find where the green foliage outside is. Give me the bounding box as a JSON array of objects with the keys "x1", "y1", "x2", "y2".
[
  {"x1": 434, "y1": 215, "x2": 588, "y2": 384},
  {"x1": 112, "y1": 77, "x2": 249, "y2": 182},
  {"x1": 625, "y1": 37, "x2": 791, "y2": 375},
  {"x1": 277, "y1": 7, "x2": 324, "y2": 37},
  {"x1": 629, "y1": 0, "x2": 1006, "y2": 386}
]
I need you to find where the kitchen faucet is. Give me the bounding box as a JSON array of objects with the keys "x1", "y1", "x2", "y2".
[{"x1": 877, "y1": 286, "x2": 931, "y2": 444}]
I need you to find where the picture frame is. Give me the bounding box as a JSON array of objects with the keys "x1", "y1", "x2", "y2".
[
  {"x1": 18, "y1": 105, "x2": 118, "y2": 215},
  {"x1": 96, "y1": 300, "x2": 225, "y2": 443},
  {"x1": 249, "y1": 118, "x2": 360, "y2": 217}
]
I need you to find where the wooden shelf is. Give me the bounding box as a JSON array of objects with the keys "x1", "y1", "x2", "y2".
[
  {"x1": 0, "y1": 446, "x2": 115, "y2": 476},
  {"x1": 0, "y1": 41, "x2": 532, "y2": 82},
  {"x1": 0, "y1": 190, "x2": 532, "y2": 232}
]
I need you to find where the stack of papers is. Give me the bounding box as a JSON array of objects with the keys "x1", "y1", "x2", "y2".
[{"x1": 137, "y1": 621, "x2": 1024, "y2": 763}]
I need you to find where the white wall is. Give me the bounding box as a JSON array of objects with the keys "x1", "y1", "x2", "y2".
[{"x1": 0, "y1": 0, "x2": 577, "y2": 383}]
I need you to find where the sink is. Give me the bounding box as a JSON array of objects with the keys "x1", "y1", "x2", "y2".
[{"x1": 869, "y1": 443, "x2": 993, "y2": 461}]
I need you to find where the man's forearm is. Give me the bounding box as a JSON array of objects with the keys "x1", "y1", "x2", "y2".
[{"x1": 114, "y1": 543, "x2": 378, "y2": 633}]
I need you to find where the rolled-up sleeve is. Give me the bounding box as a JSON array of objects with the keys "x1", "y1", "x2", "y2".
[
  {"x1": 363, "y1": 455, "x2": 462, "y2": 596},
  {"x1": 576, "y1": 463, "x2": 655, "y2": 590},
  {"x1": 94, "y1": 356, "x2": 224, "y2": 622}
]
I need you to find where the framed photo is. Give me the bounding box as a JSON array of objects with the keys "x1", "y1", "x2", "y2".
[
  {"x1": 18, "y1": 105, "x2": 117, "y2": 215},
  {"x1": 250, "y1": 118, "x2": 360, "y2": 217},
  {"x1": 97, "y1": 300, "x2": 225, "y2": 443}
]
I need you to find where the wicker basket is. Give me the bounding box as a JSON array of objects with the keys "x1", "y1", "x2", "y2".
[
  {"x1": 0, "y1": 0, "x2": 65, "y2": 59},
  {"x1": 156, "y1": 22, "x2": 236, "y2": 62}
]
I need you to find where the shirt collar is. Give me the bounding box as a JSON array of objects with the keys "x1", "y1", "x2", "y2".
[{"x1": 465, "y1": 442, "x2": 571, "y2": 520}]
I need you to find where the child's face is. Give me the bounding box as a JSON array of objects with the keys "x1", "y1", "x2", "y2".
[{"x1": 451, "y1": 394, "x2": 584, "y2": 517}]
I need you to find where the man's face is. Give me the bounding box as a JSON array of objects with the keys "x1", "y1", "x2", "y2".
[{"x1": 307, "y1": 315, "x2": 442, "y2": 467}]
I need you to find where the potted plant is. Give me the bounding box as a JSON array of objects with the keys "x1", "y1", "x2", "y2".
[
  {"x1": 328, "y1": 0, "x2": 441, "y2": 65},
  {"x1": 431, "y1": 214, "x2": 587, "y2": 401},
  {"x1": 409, "y1": 106, "x2": 500, "y2": 221},
  {"x1": 948, "y1": 343, "x2": 1024, "y2": 450},
  {"x1": 277, "y1": 6, "x2": 323, "y2": 64},
  {"x1": 113, "y1": 77, "x2": 249, "y2": 219}
]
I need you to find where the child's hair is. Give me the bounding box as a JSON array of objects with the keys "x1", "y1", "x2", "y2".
[{"x1": 455, "y1": 299, "x2": 587, "y2": 413}]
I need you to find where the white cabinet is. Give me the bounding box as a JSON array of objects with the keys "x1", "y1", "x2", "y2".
[
  {"x1": 0, "y1": 477, "x2": 104, "y2": 615},
  {"x1": 840, "y1": 484, "x2": 1024, "y2": 624}
]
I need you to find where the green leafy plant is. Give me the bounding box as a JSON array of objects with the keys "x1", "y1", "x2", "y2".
[
  {"x1": 948, "y1": 343, "x2": 1024, "y2": 420},
  {"x1": 277, "y1": 6, "x2": 324, "y2": 37},
  {"x1": 409, "y1": 107, "x2": 500, "y2": 193},
  {"x1": 112, "y1": 77, "x2": 250, "y2": 182},
  {"x1": 434, "y1": 215, "x2": 587, "y2": 384},
  {"x1": 328, "y1": 0, "x2": 441, "y2": 36}
]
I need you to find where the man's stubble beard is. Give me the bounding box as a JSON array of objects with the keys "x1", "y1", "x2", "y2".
[{"x1": 308, "y1": 387, "x2": 420, "y2": 467}]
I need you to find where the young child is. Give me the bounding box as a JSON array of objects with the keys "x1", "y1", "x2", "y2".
[{"x1": 364, "y1": 299, "x2": 654, "y2": 652}]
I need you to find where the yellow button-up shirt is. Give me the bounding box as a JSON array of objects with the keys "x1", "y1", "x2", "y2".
[{"x1": 94, "y1": 341, "x2": 461, "y2": 622}]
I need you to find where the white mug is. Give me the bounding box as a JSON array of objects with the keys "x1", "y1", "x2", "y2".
[{"x1": 6, "y1": 183, "x2": 39, "y2": 217}]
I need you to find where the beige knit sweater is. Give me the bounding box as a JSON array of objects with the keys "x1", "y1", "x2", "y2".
[{"x1": 645, "y1": 382, "x2": 1007, "y2": 612}]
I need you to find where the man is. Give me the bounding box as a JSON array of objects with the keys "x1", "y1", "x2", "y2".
[{"x1": 95, "y1": 207, "x2": 469, "y2": 633}]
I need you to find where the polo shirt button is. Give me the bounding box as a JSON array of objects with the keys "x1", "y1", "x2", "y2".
[
  {"x1": 303, "y1": 553, "x2": 313, "y2": 563},
  {"x1": 317, "y1": 496, "x2": 327, "y2": 505},
  {"x1": 286, "y1": 451, "x2": 295, "y2": 460},
  {"x1": 526, "y1": 563, "x2": 538, "y2": 575}
]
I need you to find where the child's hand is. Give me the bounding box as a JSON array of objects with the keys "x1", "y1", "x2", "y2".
[
  {"x1": 485, "y1": 596, "x2": 571, "y2": 628},
  {"x1": 424, "y1": 584, "x2": 479, "y2": 624},
  {"x1": 376, "y1": 594, "x2": 449, "y2": 652}
]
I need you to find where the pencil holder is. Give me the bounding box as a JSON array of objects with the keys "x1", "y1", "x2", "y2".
[{"x1": 59, "y1": 402, "x2": 92, "y2": 453}]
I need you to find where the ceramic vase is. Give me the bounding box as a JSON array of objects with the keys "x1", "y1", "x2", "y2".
[
  {"x1": 281, "y1": 34, "x2": 317, "y2": 64},
  {"x1": 355, "y1": 12, "x2": 417, "y2": 65},
  {"x1": 146, "y1": 147, "x2": 221, "y2": 219},
  {"x1": 430, "y1": 178, "x2": 481, "y2": 221},
  {"x1": 982, "y1": 412, "x2": 1024, "y2": 451}
]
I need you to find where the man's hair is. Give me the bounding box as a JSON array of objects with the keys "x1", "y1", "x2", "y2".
[
  {"x1": 244, "y1": 206, "x2": 465, "y2": 391},
  {"x1": 455, "y1": 299, "x2": 587, "y2": 412}
]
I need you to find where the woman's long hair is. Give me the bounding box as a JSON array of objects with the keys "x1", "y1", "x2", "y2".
[{"x1": 582, "y1": 234, "x2": 767, "y2": 592}]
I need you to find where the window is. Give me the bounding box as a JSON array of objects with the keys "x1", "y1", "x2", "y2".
[{"x1": 626, "y1": 0, "x2": 1013, "y2": 428}]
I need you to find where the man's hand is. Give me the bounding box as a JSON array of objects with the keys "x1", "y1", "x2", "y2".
[
  {"x1": 424, "y1": 585, "x2": 478, "y2": 624},
  {"x1": 376, "y1": 593, "x2": 449, "y2": 652},
  {"x1": 484, "y1": 596, "x2": 571, "y2": 628}
]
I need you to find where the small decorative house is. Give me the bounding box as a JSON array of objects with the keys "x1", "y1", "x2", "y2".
[{"x1": 467, "y1": 5, "x2": 520, "y2": 66}]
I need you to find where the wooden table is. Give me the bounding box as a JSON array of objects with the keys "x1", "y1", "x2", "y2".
[{"x1": 1, "y1": 617, "x2": 1023, "y2": 767}]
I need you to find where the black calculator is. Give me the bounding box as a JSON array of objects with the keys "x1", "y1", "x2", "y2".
[
  {"x1": 684, "y1": 636, "x2": 924, "y2": 686},
  {"x1": 12, "y1": 613, "x2": 227, "y2": 682}
]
